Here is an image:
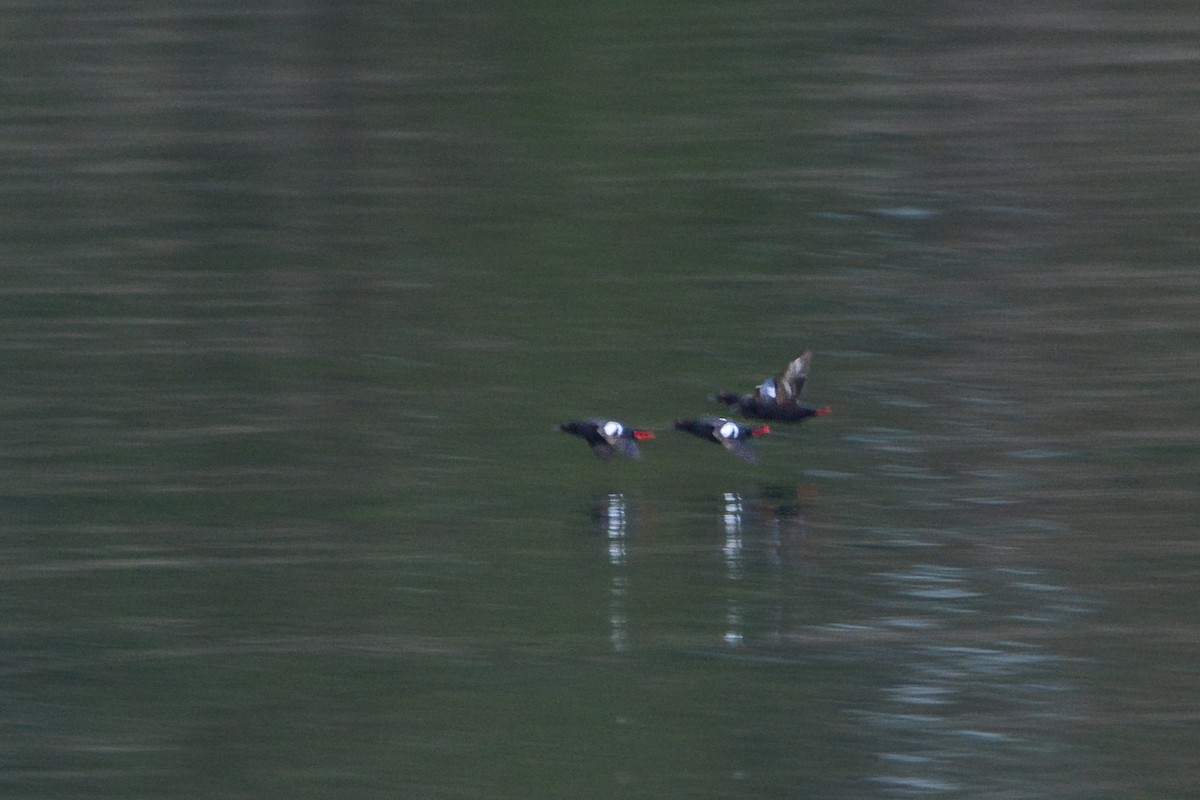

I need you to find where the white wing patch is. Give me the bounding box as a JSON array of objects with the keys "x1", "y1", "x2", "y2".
[
  {"x1": 602, "y1": 420, "x2": 624, "y2": 437},
  {"x1": 718, "y1": 421, "x2": 739, "y2": 439},
  {"x1": 758, "y1": 378, "x2": 777, "y2": 400}
]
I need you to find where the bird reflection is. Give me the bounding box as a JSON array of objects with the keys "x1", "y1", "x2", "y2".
[
  {"x1": 604, "y1": 492, "x2": 630, "y2": 653},
  {"x1": 585, "y1": 485, "x2": 815, "y2": 652},
  {"x1": 722, "y1": 492, "x2": 745, "y2": 646},
  {"x1": 719, "y1": 488, "x2": 814, "y2": 647}
]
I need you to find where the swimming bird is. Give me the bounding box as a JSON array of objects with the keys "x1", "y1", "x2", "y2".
[
  {"x1": 560, "y1": 419, "x2": 656, "y2": 461},
  {"x1": 674, "y1": 418, "x2": 770, "y2": 465},
  {"x1": 714, "y1": 351, "x2": 831, "y2": 422}
]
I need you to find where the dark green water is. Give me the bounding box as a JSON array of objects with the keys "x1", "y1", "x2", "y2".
[{"x1": 3, "y1": 3, "x2": 1198, "y2": 798}]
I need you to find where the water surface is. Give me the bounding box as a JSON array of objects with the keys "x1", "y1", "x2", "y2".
[{"x1": 2, "y1": 3, "x2": 1198, "y2": 798}]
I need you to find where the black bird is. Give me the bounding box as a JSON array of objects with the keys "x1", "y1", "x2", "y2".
[
  {"x1": 674, "y1": 418, "x2": 770, "y2": 465},
  {"x1": 560, "y1": 419, "x2": 656, "y2": 461},
  {"x1": 715, "y1": 351, "x2": 831, "y2": 422}
]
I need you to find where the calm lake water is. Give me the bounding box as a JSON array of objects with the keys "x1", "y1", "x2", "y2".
[{"x1": 3, "y1": 2, "x2": 1198, "y2": 798}]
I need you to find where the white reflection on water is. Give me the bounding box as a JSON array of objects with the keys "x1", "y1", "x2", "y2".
[
  {"x1": 861, "y1": 561, "x2": 1087, "y2": 797},
  {"x1": 579, "y1": 484, "x2": 1094, "y2": 795},
  {"x1": 590, "y1": 488, "x2": 814, "y2": 653},
  {"x1": 605, "y1": 492, "x2": 629, "y2": 653},
  {"x1": 722, "y1": 492, "x2": 745, "y2": 647},
  {"x1": 866, "y1": 640, "x2": 1072, "y2": 797}
]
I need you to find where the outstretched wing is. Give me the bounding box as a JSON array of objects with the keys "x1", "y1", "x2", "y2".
[
  {"x1": 607, "y1": 435, "x2": 641, "y2": 460},
  {"x1": 720, "y1": 436, "x2": 758, "y2": 465},
  {"x1": 774, "y1": 351, "x2": 812, "y2": 402},
  {"x1": 590, "y1": 442, "x2": 616, "y2": 461}
]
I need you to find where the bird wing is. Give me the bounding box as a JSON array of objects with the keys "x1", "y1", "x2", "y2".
[
  {"x1": 590, "y1": 442, "x2": 616, "y2": 461},
  {"x1": 720, "y1": 436, "x2": 759, "y2": 465},
  {"x1": 597, "y1": 421, "x2": 641, "y2": 460},
  {"x1": 752, "y1": 377, "x2": 778, "y2": 403},
  {"x1": 607, "y1": 435, "x2": 641, "y2": 460},
  {"x1": 774, "y1": 352, "x2": 812, "y2": 402}
]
